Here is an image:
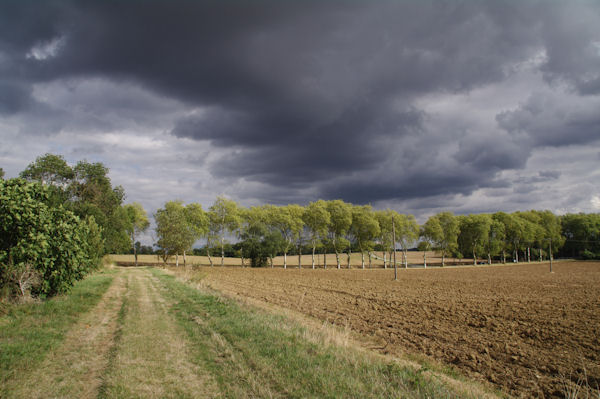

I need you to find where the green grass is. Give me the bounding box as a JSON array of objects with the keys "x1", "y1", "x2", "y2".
[
  {"x1": 0, "y1": 270, "x2": 114, "y2": 392},
  {"x1": 152, "y1": 268, "x2": 466, "y2": 398}
]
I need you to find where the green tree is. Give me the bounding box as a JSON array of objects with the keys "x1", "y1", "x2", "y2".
[
  {"x1": 1, "y1": 179, "x2": 101, "y2": 298},
  {"x1": 20, "y1": 153, "x2": 74, "y2": 187},
  {"x1": 183, "y1": 203, "x2": 208, "y2": 266},
  {"x1": 435, "y1": 212, "x2": 460, "y2": 266},
  {"x1": 560, "y1": 213, "x2": 600, "y2": 259},
  {"x1": 374, "y1": 209, "x2": 395, "y2": 268},
  {"x1": 154, "y1": 201, "x2": 189, "y2": 266},
  {"x1": 303, "y1": 200, "x2": 330, "y2": 269},
  {"x1": 0, "y1": 167, "x2": 4, "y2": 179},
  {"x1": 270, "y1": 205, "x2": 304, "y2": 269},
  {"x1": 69, "y1": 160, "x2": 129, "y2": 254},
  {"x1": 484, "y1": 218, "x2": 505, "y2": 264},
  {"x1": 458, "y1": 214, "x2": 492, "y2": 265},
  {"x1": 396, "y1": 214, "x2": 419, "y2": 268},
  {"x1": 350, "y1": 205, "x2": 380, "y2": 269},
  {"x1": 20, "y1": 153, "x2": 74, "y2": 206},
  {"x1": 325, "y1": 200, "x2": 352, "y2": 269},
  {"x1": 238, "y1": 206, "x2": 270, "y2": 268},
  {"x1": 124, "y1": 202, "x2": 150, "y2": 266},
  {"x1": 420, "y1": 216, "x2": 442, "y2": 268},
  {"x1": 208, "y1": 196, "x2": 240, "y2": 266},
  {"x1": 535, "y1": 210, "x2": 564, "y2": 259}
]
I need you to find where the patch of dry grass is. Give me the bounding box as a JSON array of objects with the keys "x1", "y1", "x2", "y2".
[
  {"x1": 2, "y1": 270, "x2": 123, "y2": 398},
  {"x1": 99, "y1": 268, "x2": 218, "y2": 399}
]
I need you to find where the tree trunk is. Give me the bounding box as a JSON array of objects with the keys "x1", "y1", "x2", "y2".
[
  {"x1": 324, "y1": 249, "x2": 327, "y2": 270},
  {"x1": 284, "y1": 252, "x2": 288, "y2": 269},
  {"x1": 311, "y1": 246, "x2": 315, "y2": 269},
  {"x1": 270, "y1": 256, "x2": 274, "y2": 268},
  {"x1": 383, "y1": 251, "x2": 387, "y2": 269},
  {"x1": 368, "y1": 252, "x2": 372, "y2": 268},
  {"x1": 441, "y1": 251, "x2": 445, "y2": 267},
  {"x1": 488, "y1": 252, "x2": 491, "y2": 265},
  {"x1": 176, "y1": 253, "x2": 179, "y2": 267},
  {"x1": 527, "y1": 247, "x2": 531, "y2": 263},
  {"x1": 514, "y1": 249, "x2": 519, "y2": 263},
  {"x1": 132, "y1": 233, "x2": 138, "y2": 267},
  {"x1": 404, "y1": 250, "x2": 408, "y2": 269},
  {"x1": 423, "y1": 251, "x2": 427, "y2": 268},
  {"x1": 361, "y1": 252, "x2": 365, "y2": 269},
  {"x1": 298, "y1": 245, "x2": 302, "y2": 269},
  {"x1": 347, "y1": 247, "x2": 351, "y2": 269},
  {"x1": 183, "y1": 250, "x2": 187, "y2": 267},
  {"x1": 221, "y1": 241, "x2": 225, "y2": 266},
  {"x1": 473, "y1": 248, "x2": 477, "y2": 265},
  {"x1": 502, "y1": 250, "x2": 506, "y2": 264},
  {"x1": 335, "y1": 249, "x2": 340, "y2": 269},
  {"x1": 207, "y1": 248, "x2": 214, "y2": 267}
]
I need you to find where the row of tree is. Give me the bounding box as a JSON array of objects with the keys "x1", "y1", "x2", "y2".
[{"x1": 152, "y1": 197, "x2": 598, "y2": 268}]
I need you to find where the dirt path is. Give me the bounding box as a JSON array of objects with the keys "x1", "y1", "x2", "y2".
[
  {"x1": 99, "y1": 268, "x2": 218, "y2": 398},
  {"x1": 6, "y1": 268, "x2": 218, "y2": 399},
  {"x1": 8, "y1": 270, "x2": 127, "y2": 398}
]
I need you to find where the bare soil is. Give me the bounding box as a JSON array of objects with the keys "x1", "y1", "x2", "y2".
[{"x1": 199, "y1": 261, "x2": 600, "y2": 398}]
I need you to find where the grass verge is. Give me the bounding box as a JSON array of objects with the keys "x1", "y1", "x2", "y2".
[
  {"x1": 152, "y1": 268, "x2": 469, "y2": 398},
  {"x1": 0, "y1": 270, "x2": 115, "y2": 394}
]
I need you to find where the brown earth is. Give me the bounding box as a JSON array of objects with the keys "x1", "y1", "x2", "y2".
[{"x1": 196, "y1": 261, "x2": 600, "y2": 398}]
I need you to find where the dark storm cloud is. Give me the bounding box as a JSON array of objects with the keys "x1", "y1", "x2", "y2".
[
  {"x1": 1, "y1": 0, "x2": 599, "y2": 205},
  {"x1": 496, "y1": 92, "x2": 600, "y2": 148}
]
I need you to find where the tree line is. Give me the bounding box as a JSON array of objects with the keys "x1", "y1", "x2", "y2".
[
  {"x1": 2, "y1": 153, "x2": 599, "y2": 299},
  {"x1": 152, "y1": 197, "x2": 600, "y2": 268}
]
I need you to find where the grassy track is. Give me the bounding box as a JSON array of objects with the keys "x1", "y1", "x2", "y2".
[
  {"x1": 1, "y1": 267, "x2": 488, "y2": 398},
  {"x1": 0, "y1": 270, "x2": 115, "y2": 397},
  {"x1": 98, "y1": 269, "x2": 218, "y2": 398}
]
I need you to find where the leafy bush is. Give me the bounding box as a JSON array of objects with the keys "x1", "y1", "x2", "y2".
[
  {"x1": 0, "y1": 179, "x2": 102, "y2": 298},
  {"x1": 580, "y1": 250, "x2": 600, "y2": 260}
]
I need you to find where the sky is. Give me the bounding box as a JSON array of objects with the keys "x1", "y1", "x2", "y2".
[{"x1": 1, "y1": 0, "x2": 600, "y2": 228}]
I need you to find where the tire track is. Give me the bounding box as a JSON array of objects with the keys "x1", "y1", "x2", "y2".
[
  {"x1": 100, "y1": 268, "x2": 218, "y2": 398},
  {"x1": 6, "y1": 270, "x2": 126, "y2": 399}
]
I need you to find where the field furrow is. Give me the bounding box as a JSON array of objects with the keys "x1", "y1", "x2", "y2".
[{"x1": 197, "y1": 261, "x2": 600, "y2": 398}]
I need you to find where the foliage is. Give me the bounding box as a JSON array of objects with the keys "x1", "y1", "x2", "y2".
[
  {"x1": 325, "y1": 200, "x2": 352, "y2": 268},
  {"x1": 268, "y1": 204, "x2": 304, "y2": 267},
  {"x1": 0, "y1": 167, "x2": 4, "y2": 179},
  {"x1": 208, "y1": 196, "x2": 241, "y2": 266},
  {"x1": 560, "y1": 213, "x2": 600, "y2": 258},
  {"x1": 19, "y1": 154, "x2": 130, "y2": 254},
  {"x1": 303, "y1": 200, "x2": 330, "y2": 266},
  {"x1": 350, "y1": 205, "x2": 380, "y2": 266},
  {"x1": 0, "y1": 179, "x2": 101, "y2": 298},
  {"x1": 457, "y1": 214, "x2": 492, "y2": 263},
  {"x1": 238, "y1": 207, "x2": 272, "y2": 267},
  {"x1": 124, "y1": 202, "x2": 150, "y2": 265}
]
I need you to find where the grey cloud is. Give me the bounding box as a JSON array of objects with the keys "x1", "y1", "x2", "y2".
[
  {"x1": 496, "y1": 91, "x2": 600, "y2": 148},
  {"x1": 0, "y1": 81, "x2": 32, "y2": 115},
  {"x1": 1, "y1": 0, "x2": 599, "y2": 208}
]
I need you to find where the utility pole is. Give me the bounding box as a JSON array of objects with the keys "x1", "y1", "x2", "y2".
[
  {"x1": 392, "y1": 215, "x2": 397, "y2": 280},
  {"x1": 549, "y1": 238, "x2": 553, "y2": 273}
]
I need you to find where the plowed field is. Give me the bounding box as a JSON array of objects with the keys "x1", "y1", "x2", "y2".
[{"x1": 199, "y1": 261, "x2": 600, "y2": 398}]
